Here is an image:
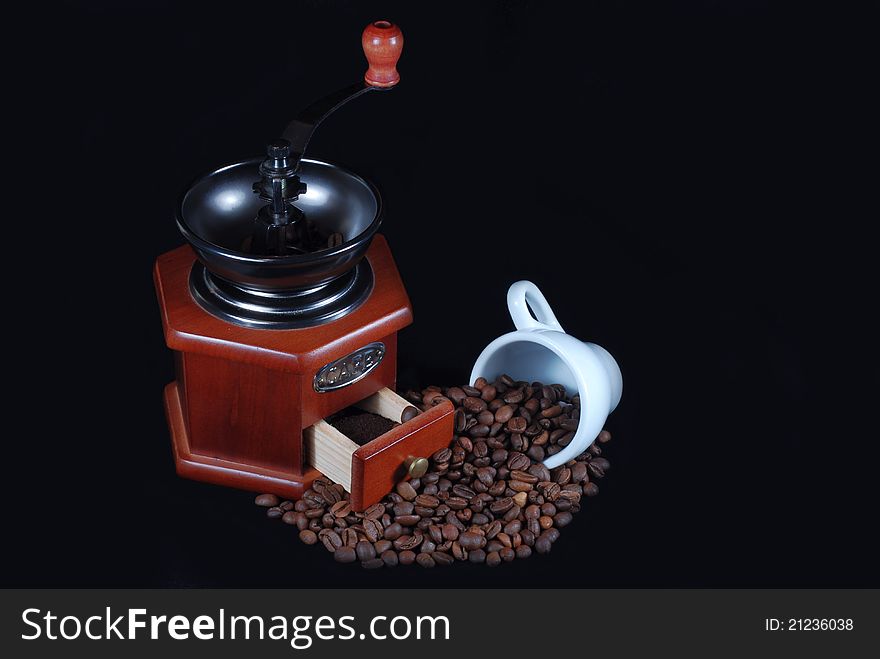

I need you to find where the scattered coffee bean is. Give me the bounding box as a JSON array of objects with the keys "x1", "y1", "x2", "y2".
[{"x1": 256, "y1": 378, "x2": 616, "y2": 569}]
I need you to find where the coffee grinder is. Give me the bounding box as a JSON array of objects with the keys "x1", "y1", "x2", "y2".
[{"x1": 154, "y1": 21, "x2": 453, "y2": 511}]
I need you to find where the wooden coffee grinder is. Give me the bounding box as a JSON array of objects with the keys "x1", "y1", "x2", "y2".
[{"x1": 154, "y1": 21, "x2": 453, "y2": 511}]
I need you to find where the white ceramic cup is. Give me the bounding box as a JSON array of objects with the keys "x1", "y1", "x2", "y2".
[{"x1": 469, "y1": 281, "x2": 622, "y2": 469}]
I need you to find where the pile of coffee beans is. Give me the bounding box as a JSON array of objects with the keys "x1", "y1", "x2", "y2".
[{"x1": 256, "y1": 375, "x2": 613, "y2": 568}]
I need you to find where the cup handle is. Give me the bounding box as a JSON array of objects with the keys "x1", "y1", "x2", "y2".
[{"x1": 507, "y1": 281, "x2": 564, "y2": 332}]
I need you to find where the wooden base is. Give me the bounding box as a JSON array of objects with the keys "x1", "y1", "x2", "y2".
[{"x1": 164, "y1": 382, "x2": 321, "y2": 499}]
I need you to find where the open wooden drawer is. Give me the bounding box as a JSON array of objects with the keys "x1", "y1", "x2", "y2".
[{"x1": 304, "y1": 388, "x2": 454, "y2": 511}]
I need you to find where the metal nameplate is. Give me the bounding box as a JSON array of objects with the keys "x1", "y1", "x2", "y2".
[{"x1": 313, "y1": 342, "x2": 386, "y2": 392}]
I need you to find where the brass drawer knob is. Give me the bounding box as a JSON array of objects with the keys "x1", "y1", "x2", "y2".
[{"x1": 404, "y1": 456, "x2": 428, "y2": 479}]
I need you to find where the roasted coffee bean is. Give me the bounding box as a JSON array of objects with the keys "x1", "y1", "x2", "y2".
[
  {"x1": 415, "y1": 494, "x2": 440, "y2": 508},
  {"x1": 571, "y1": 462, "x2": 589, "y2": 483},
  {"x1": 480, "y1": 384, "x2": 497, "y2": 401},
  {"x1": 508, "y1": 479, "x2": 533, "y2": 493},
  {"x1": 472, "y1": 513, "x2": 490, "y2": 525},
  {"x1": 266, "y1": 507, "x2": 283, "y2": 519},
  {"x1": 527, "y1": 445, "x2": 545, "y2": 461},
  {"x1": 510, "y1": 469, "x2": 538, "y2": 483},
  {"x1": 554, "y1": 511, "x2": 573, "y2": 528},
  {"x1": 512, "y1": 492, "x2": 528, "y2": 508},
  {"x1": 416, "y1": 553, "x2": 436, "y2": 568},
  {"x1": 462, "y1": 385, "x2": 482, "y2": 397},
  {"x1": 535, "y1": 535, "x2": 552, "y2": 554},
  {"x1": 458, "y1": 532, "x2": 485, "y2": 550},
  {"x1": 477, "y1": 409, "x2": 495, "y2": 425},
  {"x1": 395, "y1": 481, "x2": 417, "y2": 501},
  {"x1": 399, "y1": 550, "x2": 417, "y2": 565},
  {"x1": 421, "y1": 539, "x2": 437, "y2": 553},
  {"x1": 319, "y1": 530, "x2": 343, "y2": 552},
  {"x1": 281, "y1": 511, "x2": 298, "y2": 525},
  {"x1": 515, "y1": 545, "x2": 532, "y2": 559},
  {"x1": 446, "y1": 386, "x2": 467, "y2": 404},
  {"x1": 432, "y1": 551, "x2": 455, "y2": 566},
  {"x1": 392, "y1": 502, "x2": 414, "y2": 516},
  {"x1": 554, "y1": 467, "x2": 572, "y2": 486},
  {"x1": 432, "y1": 447, "x2": 453, "y2": 464},
  {"x1": 486, "y1": 551, "x2": 502, "y2": 567},
  {"x1": 446, "y1": 496, "x2": 468, "y2": 510},
  {"x1": 330, "y1": 501, "x2": 352, "y2": 518},
  {"x1": 393, "y1": 534, "x2": 423, "y2": 551},
  {"x1": 476, "y1": 467, "x2": 496, "y2": 485},
  {"x1": 494, "y1": 404, "x2": 515, "y2": 423},
  {"x1": 452, "y1": 484, "x2": 476, "y2": 499},
  {"x1": 453, "y1": 409, "x2": 467, "y2": 433},
  {"x1": 363, "y1": 518, "x2": 384, "y2": 542},
  {"x1": 334, "y1": 546, "x2": 357, "y2": 563},
  {"x1": 489, "y1": 497, "x2": 514, "y2": 514},
  {"x1": 298, "y1": 529, "x2": 318, "y2": 545},
  {"x1": 442, "y1": 523, "x2": 460, "y2": 541},
  {"x1": 381, "y1": 550, "x2": 399, "y2": 567},
  {"x1": 583, "y1": 482, "x2": 599, "y2": 496},
  {"x1": 361, "y1": 558, "x2": 384, "y2": 569},
  {"x1": 463, "y1": 396, "x2": 487, "y2": 413},
  {"x1": 355, "y1": 540, "x2": 377, "y2": 562},
  {"x1": 507, "y1": 417, "x2": 528, "y2": 433},
  {"x1": 560, "y1": 418, "x2": 579, "y2": 431},
  {"x1": 395, "y1": 515, "x2": 420, "y2": 526},
  {"x1": 541, "y1": 404, "x2": 563, "y2": 418},
  {"x1": 597, "y1": 429, "x2": 612, "y2": 443},
  {"x1": 339, "y1": 528, "x2": 357, "y2": 547},
  {"x1": 255, "y1": 493, "x2": 280, "y2": 507},
  {"x1": 503, "y1": 389, "x2": 524, "y2": 404},
  {"x1": 383, "y1": 522, "x2": 404, "y2": 540},
  {"x1": 500, "y1": 547, "x2": 516, "y2": 562},
  {"x1": 374, "y1": 540, "x2": 392, "y2": 555},
  {"x1": 504, "y1": 520, "x2": 522, "y2": 535},
  {"x1": 488, "y1": 480, "x2": 507, "y2": 497}
]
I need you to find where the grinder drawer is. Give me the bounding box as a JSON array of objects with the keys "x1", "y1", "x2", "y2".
[{"x1": 304, "y1": 388, "x2": 454, "y2": 511}]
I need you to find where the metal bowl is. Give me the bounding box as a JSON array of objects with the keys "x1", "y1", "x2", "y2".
[{"x1": 176, "y1": 158, "x2": 382, "y2": 292}]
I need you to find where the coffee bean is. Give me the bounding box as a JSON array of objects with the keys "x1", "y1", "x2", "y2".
[
  {"x1": 442, "y1": 524, "x2": 460, "y2": 541},
  {"x1": 583, "y1": 482, "x2": 599, "y2": 496},
  {"x1": 507, "y1": 417, "x2": 527, "y2": 433},
  {"x1": 401, "y1": 405, "x2": 420, "y2": 423},
  {"x1": 597, "y1": 429, "x2": 612, "y2": 443},
  {"x1": 334, "y1": 546, "x2": 357, "y2": 563},
  {"x1": 281, "y1": 511, "x2": 298, "y2": 525},
  {"x1": 399, "y1": 550, "x2": 416, "y2": 565},
  {"x1": 512, "y1": 491, "x2": 528, "y2": 508},
  {"x1": 395, "y1": 481, "x2": 418, "y2": 501},
  {"x1": 463, "y1": 396, "x2": 487, "y2": 413},
  {"x1": 554, "y1": 511, "x2": 573, "y2": 528},
  {"x1": 393, "y1": 534, "x2": 423, "y2": 551},
  {"x1": 339, "y1": 529, "x2": 358, "y2": 547},
  {"x1": 266, "y1": 507, "x2": 283, "y2": 519},
  {"x1": 415, "y1": 494, "x2": 440, "y2": 508},
  {"x1": 299, "y1": 529, "x2": 318, "y2": 545},
  {"x1": 364, "y1": 502, "x2": 385, "y2": 519},
  {"x1": 432, "y1": 551, "x2": 455, "y2": 566},
  {"x1": 432, "y1": 447, "x2": 453, "y2": 464},
  {"x1": 396, "y1": 515, "x2": 420, "y2": 526},
  {"x1": 489, "y1": 497, "x2": 514, "y2": 514},
  {"x1": 458, "y1": 532, "x2": 485, "y2": 550},
  {"x1": 503, "y1": 389, "x2": 524, "y2": 404},
  {"x1": 381, "y1": 550, "x2": 399, "y2": 567},
  {"x1": 453, "y1": 409, "x2": 467, "y2": 432},
  {"x1": 319, "y1": 530, "x2": 343, "y2": 552},
  {"x1": 468, "y1": 549, "x2": 487, "y2": 563},
  {"x1": 330, "y1": 501, "x2": 352, "y2": 518},
  {"x1": 416, "y1": 553, "x2": 436, "y2": 568},
  {"x1": 374, "y1": 539, "x2": 393, "y2": 554},
  {"x1": 500, "y1": 547, "x2": 516, "y2": 562},
  {"x1": 255, "y1": 493, "x2": 279, "y2": 507},
  {"x1": 356, "y1": 540, "x2": 377, "y2": 562},
  {"x1": 363, "y1": 518, "x2": 384, "y2": 542},
  {"x1": 535, "y1": 536, "x2": 552, "y2": 554},
  {"x1": 486, "y1": 551, "x2": 502, "y2": 567}
]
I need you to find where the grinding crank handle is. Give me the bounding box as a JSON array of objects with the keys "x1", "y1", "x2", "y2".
[{"x1": 282, "y1": 20, "x2": 404, "y2": 165}]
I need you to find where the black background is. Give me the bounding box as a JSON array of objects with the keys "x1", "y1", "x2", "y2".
[{"x1": 6, "y1": 1, "x2": 876, "y2": 587}]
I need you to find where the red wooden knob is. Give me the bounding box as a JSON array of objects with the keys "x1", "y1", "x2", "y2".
[{"x1": 362, "y1": 20, "x2": 403, "y2": 88}]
